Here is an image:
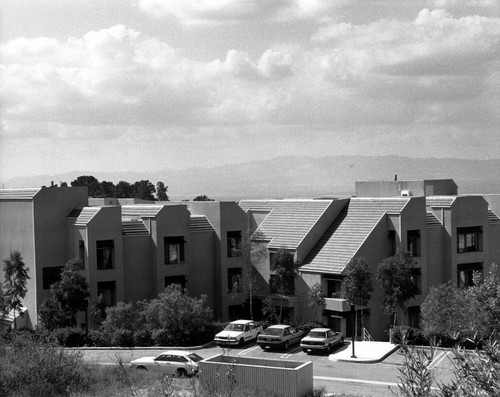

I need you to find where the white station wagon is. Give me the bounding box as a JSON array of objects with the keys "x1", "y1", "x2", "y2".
[
  {"x1": 214, "y1": 319, "x2": 263, "y2": 346},
  {"x1": 130, "y1": 350, "x2": 203, "y2": 376}
]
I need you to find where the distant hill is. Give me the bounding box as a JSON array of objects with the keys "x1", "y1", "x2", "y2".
[{"x1": 2, "y1": 155, "x2": 500, "y2": 200}]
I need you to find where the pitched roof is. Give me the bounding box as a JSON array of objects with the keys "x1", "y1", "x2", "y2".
[
  {"x1": 0, "y1": 188, "x2": 41, "y2": 200},
  {"x1": 121, "y1": 205, "x2": 164, "y2": 218},
  {"x1": 300, "y1": 198, "x2": 410, "y2": 274},
  {"x1": 67, "y1": 207, "x2": 101, "y2": 226},
  {"x1": 426, "y1": 196, "x2": 456, "y2": 208},
  {"x1": 122, "y1": 219, "x2": 150, "y2": 236},
  {"x1": 190, "y1": 215, "x2": 214, "y2": 232},
  {"x1": 426, "y1": 212, "x2": 442, "y2": 228},
  {"x1": 489, "y1": 209, "x2": 500, "y2": 224},
  {"x1": 238, "y1": 199, "x2": 334, "y2": 250}
]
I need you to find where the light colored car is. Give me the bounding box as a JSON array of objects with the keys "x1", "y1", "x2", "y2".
[
  {"x1": 130, "y1": 350, "x2": 203, "y2": 376},
  {"x1": 214, "y1": 319, "x2": 263, "y2": 346},
  {"x1": 257, "y1": 324, "x2": 303, "y2": 350},
  {"x1": 300, "y1": 327, "x2": 344, "y2": 354}
]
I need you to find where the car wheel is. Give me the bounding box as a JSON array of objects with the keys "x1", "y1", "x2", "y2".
[
  {"x1": 239, "y1": 338, "x2": 245, "y2": 346},
  {"x1": 284, "y1": 341, "x2": 289, "y2": 350},
  {"x1": 137, "y1": 366, "x2": 148, "y2": 371},
  {"x1": 341, "y1": 337, "x2": 344, "y2": 344},
  {"x1": 176, "y1": 368, "x2": 188, "y2": 378},
  {"x1": 327, "y1": 344, "x2": 332, "y2": 354}
]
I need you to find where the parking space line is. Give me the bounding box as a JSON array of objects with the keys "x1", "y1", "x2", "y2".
[
  {"x1": 239, "y1": 345, "x2": 260, "y2": 356},
  {"x1": 429, "y1": 351, "x2": 449, "y2": 369},
  {"x1": 281, "y1": 346, "x2": 301, "y2": 358}
]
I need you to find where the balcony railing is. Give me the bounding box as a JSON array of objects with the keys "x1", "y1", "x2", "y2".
[{"x1": 324, "y1": 297, "x2": 350, "y2": 312}]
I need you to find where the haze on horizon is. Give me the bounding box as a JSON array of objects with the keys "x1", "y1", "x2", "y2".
[{"x1": 1, "y1": 0, "x2": 499, "y2": 182}]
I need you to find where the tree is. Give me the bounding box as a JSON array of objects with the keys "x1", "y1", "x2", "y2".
[
  {"x1": 193, "y1": 195, "x2": 214, "y2": 201},
  {"x1": 308, "y1": 282, "x2": 326, "y2": 323},
  {"x1": 96, "y1": 180, "x2": 116, "y2": 198},
  {"x1": 376, "y1": 250, "x2": 417, "y2": 327},
  {"x1": 142, "y1": 284, "x2": 213, "y2": 345},
  {"x1": 238, "y1": 230, "x2": 268, "y2": 320},
  {"x1": 156, "y1": 181, "x2": 169, "y2": 201},
  {"x1": 3, "y1": 251, "x2": 30, "y2": 330},
  {"x1": 421, "y1": 281, "x2": 486, "y2": 343},
  {"x1": 115, "y1": 181, "x2": 133, "y2": 198},
  {"x1": 270, "y1": 248, "x2": 299, "y2": 321},
  {"x1": 341, "y1": 257, "x2": 373, "y2": 340},
  {"x1": 469, "y1": 263, "x2": 500, "y2": 335},
  {"x1": 39, "y1": 259, "x2": 89, "y2": 330},
  {"x1": 71, "y1": 175, "x2": 100, "y2": 197},
  {"x1": 132, "y1": 180, "x2": 156, "y2": 200}
]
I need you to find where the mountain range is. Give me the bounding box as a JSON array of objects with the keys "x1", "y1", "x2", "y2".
[{"x1": 3, "y1": 155, "x2": 500, "y2": 200}]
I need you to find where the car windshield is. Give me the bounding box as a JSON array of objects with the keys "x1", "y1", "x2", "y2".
[
  {"x1": 225, "y1": 323, "x2": 245, "y2": 331},
  {"x1": 308, "y1": 331, "x2": 327, "y2": 338},
  {"x1": 262, "y1": 328, "x2": 282, "y2": 336},
  {"x1": 187, "y1": 353, "x2": 203, "y2": 362}
]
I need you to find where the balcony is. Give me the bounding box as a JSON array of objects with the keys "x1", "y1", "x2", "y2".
[{"x1": 324, "y1": 297, "x2": 350, "y2": 312}]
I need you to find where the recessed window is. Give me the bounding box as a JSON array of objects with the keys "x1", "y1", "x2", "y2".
[
  {"x1": 388, "y1": 231, "x2": 396, "y2": 256},
  {"x1": 96, "y1": 240, "x2": 114, "y2": 270},
  {"x1": 227, "y1": 231, "x2": 242, "y2": 257},
  {"x1": 164, "y1": 275, "x2": 186, "y2": 289},
  {"x1": 326, "y1": 277, "x2": 343, "y2": 298},
  {"x1": 410, "y1": 268, "x2": 422, "y2": 295},
  {"x1": 97, "y1": 281, "x2": 116, "y2": 306},
  {"x1": 164, "y1": 236, "x2": 185, "y2": 264},
  {"x1": 228, "y1": 267, "x2": 242, "y2": 293},
  {"x1": 42, "y1": 266, "x2": 63, "y2": 289},
  {"x1": 79, "y1": 240, "x2": 86, "y2": 268},
  {"x1": 407, "y1": 230, "x2": 421, "y2": 257},
  {"x1": 458, "y1": 263, "x2": 482, "y2": 288},
  {"x1": 457, "y1": 227, "x2": 482, "y2": 253}
]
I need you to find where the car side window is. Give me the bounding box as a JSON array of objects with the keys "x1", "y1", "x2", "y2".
[
  {"x1": 156, "y1": 355, "x2": 169, "y2": 361},
  {"x1": 328, "y1": 331, "x2": 334, "y2": 338},
  {"x1": 284, "y1": 328, "x2": 290, "y2": 336}
]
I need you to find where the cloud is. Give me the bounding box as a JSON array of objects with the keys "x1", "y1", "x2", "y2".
[{"x1": 136, "y1": 0, "x2": 349, "y2": 25}]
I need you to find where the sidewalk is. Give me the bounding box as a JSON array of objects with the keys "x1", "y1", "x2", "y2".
[{"x1": 329, "y1": 340, "x2": 400, "y2": 363}]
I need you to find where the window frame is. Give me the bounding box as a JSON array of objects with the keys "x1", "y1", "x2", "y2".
[
  {"x1": 96, "y1": 240, "x2": 114, "y2": 270},
  {"x1": 164, "y1": 236, "x2": 185, "y2": 264},
  {"x1": 227, "y1": 231, "x2": 242, "y2": 257},
  {"x1": 457, "y1": 227, "x2": 482, "y2": 253}
]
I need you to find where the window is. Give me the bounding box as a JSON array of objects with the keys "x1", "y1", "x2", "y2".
[
  {"x1": 97, "y1": 281, "x2": 116, "y2": 306},
  {"x1": 164, "y1": 236, "x2": 185, "y2": 264},
  {"x1": 457, "y1": 227, "x2": 482, "y2": 253},
  {"x1": 227, "y1": 231, "x2": 242, "y2": 257},
  {"x1": 42, "y1": 266, "x2": 63, "y2": 289},
  {"x1": 408, "y1": 306, "x2": 421, "y2": 329},
  {"x1": 79, "y1": 240, "x2": 86, "y2": 268},
  {"x1": 326, "y1": 278, "x2": 343, "y2": 298},
  {"x1": 410, "y1": 268, "x2": 422, "y2": 295},
  {"x1": 228, "y1": 267, "x2": 242, "y2": 293},
  {"x1": 270, "y1": 274, "x2": 295, "y2": 295},
  {"x1": 164, "y1": 275, "x2": 186, "y2": 290},
  {"x1": 458, "y1": 263, "x2": 482, "y2": 288},
  {"x1": 407, "y1": 230, "x2": 421, "y2": 257},
  {"x1": 388, "y1": 230, "x2": 396, "y2": 256},
  {"x1": 96, "y1": 240, "x2": 114, "y2": 270}
]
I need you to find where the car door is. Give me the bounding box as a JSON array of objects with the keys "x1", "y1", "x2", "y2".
[
  {"x1": 289, "y1": 328, "x2": 300, "y2": 344},
  {"x1": 153, "y1": 354, "x2": 173, "y2": 373}
]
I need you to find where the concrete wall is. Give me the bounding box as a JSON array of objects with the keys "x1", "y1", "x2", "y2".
[
  {"x1": 190, "y1": 230, "x2": 216, "y2": 311},
  {"x1": 123, "y1": 235, "x2": 153, "y2": 303},
  {"x1": 355, "y1": 179, "x2": 457, "y2": 198}
]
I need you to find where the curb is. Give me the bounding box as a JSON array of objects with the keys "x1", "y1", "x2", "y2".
[
  {"x1": 66, "y1": 341, "x2": 216, "y2": 351},
  {"x1": 336, "y1": 344, "x2": 400, "y2": 364}
]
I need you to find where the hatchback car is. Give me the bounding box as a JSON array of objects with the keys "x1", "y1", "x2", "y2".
[
  {"x1": 130, "y1": 350, "x2": 203, "y2": 376},
  {"x1": 214, "y1": 319, "x2": 263, "y2": 346},
  {"x1": 257, "y1": 324, "x2": 303, "y2": 350},
  {"x1": 300, "y1": 328, "x2": 344, "y2": 354}
]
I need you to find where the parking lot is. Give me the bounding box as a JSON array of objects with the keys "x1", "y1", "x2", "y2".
[{"x1": 79, "y1": 340, "x2": 456, "y2": 397}]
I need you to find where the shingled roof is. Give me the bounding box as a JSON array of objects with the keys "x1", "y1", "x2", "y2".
[
  {"x1": 238, "y1": 199, "x2": 334, "y2": 250},
  {"x1": 121, "y1": 205, "x2": 164, "y2": 218},
  {"x1": 300, "y1": 198, "x2": 410, "y2": 274},
  {"x1": 0, "y1": 188, "x2": 41, "y2": 200},
  {"x1": 190, "y1": 215, "x2": 214, "y2": 232},
  {"x1": 122, "y1": 219, "x2": 150, "y2": 236},
  {"x1": 67, "y1": 207, "x2": 101, "y2": 226}
]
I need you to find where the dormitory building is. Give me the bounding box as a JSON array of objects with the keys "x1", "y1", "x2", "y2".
[{"x1": 1, "y1": 178, "x2": 499, "y2": 340}]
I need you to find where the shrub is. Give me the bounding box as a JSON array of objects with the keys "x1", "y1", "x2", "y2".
[
  {"x1": 88, "y1": 328, "x2": 112, "y2": 347},
  {"x1": 133, "y1": 329, "x2": 153, "y2": 347},
  {"x1": 111, "y1": 329, "x2": 135, "y2": 347},
  {"x1": 0, "y1": 332, "x2": 91, "y2": 396},
  {"x1": 294, "y1": 321, "x2": 326, "y2": 335},
  {"x1": 52, "y1": 326, "x2": 86, "y2": 347}
]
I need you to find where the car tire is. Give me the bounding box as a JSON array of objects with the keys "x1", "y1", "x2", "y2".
[
  {"x1": 284, "y1": 341, "x2": 289, "y2": 350},
  {"x1": 137, "y1": 366, "x2": 148, "y2": 371},
  {"x1": 327, "y1": 344, "x2": 332, "y2": 354},
  {"x1": 341, "y1": 337, "x2": 344, "y2": 344},
  {"x1": 239, "y1": 338, "x2": 245, "y2": 346},
  {"x1": 176, "y1": 368, "x2": 188, "y2": 378}
]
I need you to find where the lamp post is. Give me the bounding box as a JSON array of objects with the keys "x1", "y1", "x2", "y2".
[{"x1": 351, "y1": 304, "x2": 356, "y2": 358}]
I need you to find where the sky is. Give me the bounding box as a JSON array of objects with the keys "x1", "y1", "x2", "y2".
[{"x1": 1, "y1": 0, "x2": 499, "y2": 182}]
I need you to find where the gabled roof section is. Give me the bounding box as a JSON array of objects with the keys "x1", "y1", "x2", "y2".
[
  {"x1": 489, "y1": 209, "x2": 500, "y2": 224},
  {"x1": 238, "y1": 199, "x2": 334, "y2": 250},
  {"x1": 121, "y1": 205, "x2": 164, "y2": 218},
  {"x1": 190, "y1": 215, "x2": 214, "y2": 232},
  {"x1": 0, "y1": 188, "x2": 42, "y2": 200},
  {"x1": 426, "y1": 212, "x2": 442, "y2": 228},
  {"x1": 301, "y1": 198, "x2": 410, "y2": 274},
  {"x1": 122, "y1": 219, "x2": 150, "y2": 236},
  {"x1": 426, "y1": 196, "x2": 456, "y2": 208},
  {"x1": 68, "y1": 207, "x2": 101, "y2": 226}
]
